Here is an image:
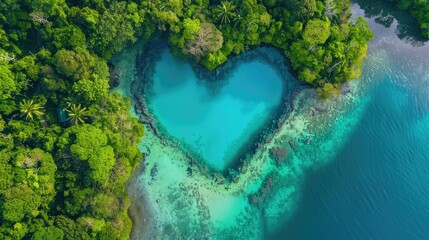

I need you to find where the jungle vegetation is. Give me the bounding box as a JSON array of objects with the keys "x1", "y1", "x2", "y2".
[
  {"x1": 0, "y1": 0, "x2": 145, "y2": 238},
  {"x1": 1, "y1": 0, "x2": 426, "y2": 239}
]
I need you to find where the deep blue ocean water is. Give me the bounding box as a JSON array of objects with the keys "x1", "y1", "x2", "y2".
[
  {"x1": 271, "y1": 2, "x2": 429, "y2": 239},
  {"x1": 273, "y1": 83, "x2": 429, "y2": 239}
]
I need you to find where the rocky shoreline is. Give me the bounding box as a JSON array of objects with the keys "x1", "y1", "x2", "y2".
[
  {"x1": 127, "y1": 80, "x2": 364, "y2": 238},
  {"x1": 129, "y1": 39, "x2": 306, "y2": 178},
  {"x1": 126, "y1": 160, "x2": 155, "y2": 240}
]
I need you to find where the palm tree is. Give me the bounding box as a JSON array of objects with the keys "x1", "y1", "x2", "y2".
[
  {"x1": 246, "y1": 19, "x2": 257, "y2": 33},
  {"x1": 20, "y1": 99, "x2": 44, "y2": 121},
  {"x1": 65, "y1": 104, "x2": 90, "y2": 125},
  {"x1": 233, "y1": 13, "x2": 243, "y2": 28},
  {"x1": 214, "y1": 1, "x2": 236, "y2": 25}
]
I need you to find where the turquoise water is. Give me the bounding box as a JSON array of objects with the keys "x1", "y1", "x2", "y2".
[
  {"x1": 271, "y1": 2, "x2": 429, "y2": 239},
  {"x1": 146, "y1": 49, "x2": 286, "y2": 170},
  {"x1": 118, "y1": 0, "x2": 429, "y2": 238}
]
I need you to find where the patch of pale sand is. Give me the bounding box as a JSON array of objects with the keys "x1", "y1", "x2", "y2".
[{"x1": 200, "y1": 188, "x2": 249, "y2": 227}]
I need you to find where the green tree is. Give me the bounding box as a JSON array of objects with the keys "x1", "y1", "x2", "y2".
[
  {"x1": 0, "y1": 150, "x2": 14, "y2": 195},
  {"x1": 317, "y1": 83, "x2": 339, "y2": 99},
  {"x1": 214, "y1": 1, "x2": 236, "y2": 25},
  {"x1": 288, "y1": 0, "x2": 317, "y2": 19},
  {"x1": 2, "y1": 184, "x2": 42, "y2": 222},
  {"x1": 31, "y1": 226, "x2": 64, "y2": 240},
  {"x1": 90, "y1": 193, "x2": 119, "y2": 218},
  {"x1": 72, "y1": 74, "x2": 109, "y2": 102},
  {"x1": 88, "y1": 1, "x2": 139, "y2": 58},
  {"x1": 182, "y1": 18, "x2": 201, "y2": 40},
  {"x1": 77, "y1": 217, "x2": 105, "y2": 235},
  {"x1": 55, "y1": 215, "x2": 91, "y2": 239},
  {"x1": 53, "y1": 47, "x2": 95, "y2": 80},
  {"x1": 233, "y1": 13, "x2": 243, "y2": 28},
  {"x1": 202, "y1": 50, "x2": 228, "y2": 70},
  {"x1": 50, "y1": 25, "x2": 87, "y2": 50},
  {"x1": 302, "y1": 19, "x2": 331, "y2": 45},
  {"x1": 65, "y1": 104, "x2": 90, "y2": 125},
  {"x1": 69, "y1": 124, "x2": 115, "y2": 184},
  {"x1": 19, "y1": 99, "x2": 44, "y2": 121},
  {"x1": 0, "y1": 64, "x2": 17, "y2": 101}
]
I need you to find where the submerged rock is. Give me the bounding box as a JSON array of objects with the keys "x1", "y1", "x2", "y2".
[
  {"x1": 186, "y1": 167, "x2": 193, "y2": 176},
  {"x1": 269, "y1": 147, "x2": 289, "y2": 166},
  {"x1": 240, "y1": 160, "x2": 248, "y2": 174},
  {"x1": 289, "y1": 140, "x2": 298, "y2": 151},
  {"x1": 150, "y1": 164, "x2": 158, "y2": 180},
  {"x1": 108, "y1": 63, "x2": 121, "y2": 89},
  {"x1": 232, "y1": 175, "x2": 239, "y2": 183},
  {"x1": 265, "y1": 133, "x2": 274, "y2": 144},
  {"x1": 248, "y1": 172, "x2": 277, "y2": 207}
]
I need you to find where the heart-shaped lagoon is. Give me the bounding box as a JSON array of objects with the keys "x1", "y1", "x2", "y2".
[{"x1": 140, "y1": 47, "x2": 297, "y2": 171}]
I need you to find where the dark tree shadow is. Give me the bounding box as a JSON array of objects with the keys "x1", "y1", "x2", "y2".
[{"x1": 353, "y1": 0, "x2": 427, "y2": 46}]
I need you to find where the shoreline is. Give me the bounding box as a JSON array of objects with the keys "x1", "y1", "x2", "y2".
[
  {"x1": 129, "y1": 80, "x2": 366, "y2": 238},
  {"x1": 131, "y1": 38, "x2": 305, "y2": 176},
  {"x1": 113, "y1": 2, "x2": 422, "y2": 237},
  {"x1": 112, "y1": 37, "x2": 372, "y2": 239},
  {"x1": 126, "y1": 161, "x2": 155, "y2": 240}
]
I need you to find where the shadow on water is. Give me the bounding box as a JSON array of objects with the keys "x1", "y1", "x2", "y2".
[{"x1": 353, "y1": 0, "x2": 427, "y2": 46}]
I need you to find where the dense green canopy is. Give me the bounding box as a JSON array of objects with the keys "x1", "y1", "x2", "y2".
[{"x1": 0, "y1": 1, "x2": 144, "y2": 238}]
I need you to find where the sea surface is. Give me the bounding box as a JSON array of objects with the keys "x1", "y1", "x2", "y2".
[{"x1": 271, "y1": 1, "x2": 429, "y2": 239}]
